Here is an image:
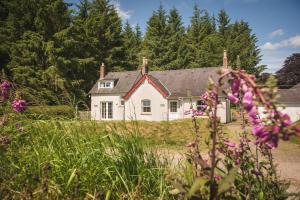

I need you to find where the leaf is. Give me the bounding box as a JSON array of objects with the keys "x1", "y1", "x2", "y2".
[
  {"x1": 217, "y1": 167, "x2": 238, "y2": 194},
  {"x1": 258, "y1": 191, "x2": 264, "y2": 200},
  {"x1": 187, "y1": 178, "x2": 208, "y2": 198},
  {"x1": 66, "y1": 168, "x2": 77, "y2": 188}
]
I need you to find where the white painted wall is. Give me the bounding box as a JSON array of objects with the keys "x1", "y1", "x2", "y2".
[
  {"x1": 91, "y1": 94, "x2": 124, "y2": 120},
  {"x1": 167, "y1": 97, "x2": 228, "y2": 123},
  {"x1": 258, "y1": 104, "x2": 300, "y2": 122},
  {"x1": 90, "y1": 84, "x2": 229, "y2": 123},
  {"x1": 125, "y1": 79, "x2": 168, "y2": 121}
]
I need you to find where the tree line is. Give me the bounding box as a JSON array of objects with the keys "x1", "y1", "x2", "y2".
[{"x1": 0, "y1": 0, "x2": 262, "y2": 105}]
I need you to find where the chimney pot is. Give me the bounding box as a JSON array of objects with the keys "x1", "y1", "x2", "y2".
[
  {"x1": 100, "y1": 63, "x2": 105, "y2": 79},
  {"x1": 223, "y1": 50, "x2": 228, "y2": 68},
  {"x1": 141, "y1": 57, "x2": 148, "y2": 75}
]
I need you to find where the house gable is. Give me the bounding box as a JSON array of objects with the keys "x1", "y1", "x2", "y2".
[{"x1": 123, "y1": 74, "x2": 169, "y2": 100}]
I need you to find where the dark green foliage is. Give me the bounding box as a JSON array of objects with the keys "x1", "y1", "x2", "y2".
[
  {"x1": 122, "y1": 22, "x2": 142, "y2": 70},
  {"x1": 24, "y1": 105, "x2": 75, "y2": 119},
  {"x1": 1, "y1": 1, "x2": 262, "y2": 105},
  {"x1": 143, "y1": 4, "x2": 169, "y2": 70},
  {"x1": 276, "y1": 53, "x2": 300, "y2": 88}
]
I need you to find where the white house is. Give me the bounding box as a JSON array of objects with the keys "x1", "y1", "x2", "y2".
[
  {"x1": 89, "y1": 52, "x2": 231, "y2": 123},
  {"x1": 258, "y1": 83, "x2": 300, "y2": 122}
]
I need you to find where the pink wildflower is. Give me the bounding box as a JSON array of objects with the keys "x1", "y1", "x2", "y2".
[
  {"x1": 214, "y1": 175, "x2": 222, "y2": 181},
  {"x1": 227, "y1": 93, "x2": 239, "y2": 104},
  {"x1": 242, "y1": 91, "x2": 253, "y2": 111},
  {"x1": 224, "y1": 141, "x2": 236, "y2": 148},
  {"x1": 0, "y1": 80, "x2": 11, "y2": 100},
  {"x1": 231, "y1": 78, "x2": 240, "y2": 95},
  {"x1": 11, "y1": 99, "x2": 27, "y2": 112}
]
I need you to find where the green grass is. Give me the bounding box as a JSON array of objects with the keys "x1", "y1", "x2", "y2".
[
  {"x1": 0, "y1": 120, "x2": 175, "y2": 199},
  {"x1": 71, "y1": 119, "x2": 214, "y2": 150}
]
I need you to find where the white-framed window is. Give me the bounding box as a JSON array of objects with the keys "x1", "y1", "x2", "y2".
[
  {"x1": 100, "y1": 101, "x2": 113, "y2": 119},
  {"x1": 99, "y1": 81, "x2": 114, "y2": 88},
  {"x1": 197, "y1": 100, "x2": 206, "y2": 112},
  {"x1": 170, "y1": 101, "x2": 178, "y2": 112},
  {"x1": 141, "y1": 99, "x2": 151, "y2": 113}
]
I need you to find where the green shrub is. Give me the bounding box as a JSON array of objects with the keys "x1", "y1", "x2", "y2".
[{"x1": 24, "y1": 105, "x2": 75, "y2": 119}]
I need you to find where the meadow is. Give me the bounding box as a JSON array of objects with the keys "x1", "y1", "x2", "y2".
[{"x1": 1, "y1": 106, "x2": 300, "y2": 199}]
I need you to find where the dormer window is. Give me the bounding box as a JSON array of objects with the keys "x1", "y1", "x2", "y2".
[{"x1": 99, "y1": 80, "x2": 114, "y2": 89}]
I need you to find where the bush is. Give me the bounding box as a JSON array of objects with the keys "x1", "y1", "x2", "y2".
[{"x1": 24, "y1": 105, "x2": 75, "y2": 119}]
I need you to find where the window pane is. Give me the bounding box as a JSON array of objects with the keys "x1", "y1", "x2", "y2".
[
  {"x1": 105, "y1": 82, "x2": 111, "y2": 87},
  {"x1": 101, "y1": 102, "x2": 106, "y2": 118},
  {"x1": 197, "y1": 100, "x2": 206, "y2": 112},
  {"x1": 108, "y1": 102, "x2": 113, "y2": 118},
  {"x1": 170, "y1": 101, "x2": 177, "y2": 112},
  {"x1": 142, "y1": 100, "x2": 151, "y2": 112}
]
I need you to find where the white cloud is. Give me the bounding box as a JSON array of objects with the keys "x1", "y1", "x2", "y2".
[
  {"x1": 269, "y1": 29, "x2": 284, "y2": 38},
  {"x1": 260, "y1": 35, "x2": 300, "y2": 50},
  {"x1": 112, "y1": 1, "x2": 132, "y2": 20}
]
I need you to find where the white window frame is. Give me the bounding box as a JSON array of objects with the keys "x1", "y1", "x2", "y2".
[
  {"x1": 141, "y1": 99, "x2": 151, "y2": 113},
  {"x1": 100, "y1": 101, "x2": 113, "y2": 119},
  {"x1": 99, "y1": 81, "x2": 114, "y2": 88},
  {"x1": 169, "y1": 101, "x2": 178, "y2": 113}
]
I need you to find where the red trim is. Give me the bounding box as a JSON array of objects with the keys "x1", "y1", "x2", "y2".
[
  {"x1": 147, "y1": 76, "x2": 169, "y2": 98},
  {"x1": 123, "y1": 75, "x2": 168, "y2": 100}
]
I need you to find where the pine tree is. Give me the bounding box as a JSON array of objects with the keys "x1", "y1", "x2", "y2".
[
  {"x1": 186, "y1": 5, "x2": 218, "y2": 68},
  {"x1": 85, "y1": 0, "x2": 124, "y2": 72},
  {"x1": 143, "y1": 4, "x2": 169, "y2": 70},
  {"x1": 226, "y1": 20, "x2": 261, "y2": 73},
  {"x1": 164, "y1": 8, "x2": 187, "y2": 69},
  {"x1": 122, "y1": 22, "x2": 142, "y2": 70},
  {"x1": 217, "y1": 9, "x2": 230, "y2": 37}
]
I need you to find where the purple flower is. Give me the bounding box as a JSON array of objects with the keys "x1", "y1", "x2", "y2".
[
  {"x1": 11, "y1": 99, "x2": 27, "y2": 112},
  {"x1": 283, "y1": 134, "x2": 289, "y2": 141},
  {"x1": 224, "y1": 140, "x2": 236, "y2": 148},
  {"x1": 242, "y1": 84, "x2": 249, "y2": 93},
  {"x1": 231, "y1": 78, "x2": 240, "y2": 95},
  {"x1": 272, "y1": 125, "x2": 280, "y2": 134},
  {"x1": 242, "y1": 91, "x2": 253, "y2": 111},
  {"x1": 252, "y1": 125, "x2": 265, "y2": 137},
  {"x1": 235, "y1": 159, "x2": 241, "y2": 165},
  {"x1": 266, "y1": 136, "x2": 278, "y2": 149},
  {"x1": 214, "y1": 175, "x2": 222, "y2": 181},
  {"x1": 248, "y1": 106, "x2": 258, "y2": 119},
  {"x1": 281, "y1": 113, "x2": 292, "y2": 126},
  {"x1": 227, "y1": 93, "x2": 239, "y2": 104},
  {"x1": 0, "y1": 80, "x2": 11, "y2": 100}
]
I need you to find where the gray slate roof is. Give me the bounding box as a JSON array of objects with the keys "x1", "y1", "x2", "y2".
[
  {"x1": 278, "y1": 87, "x2": 300, "y2": 103},
  {"x1": 89, "y1": 67, "x2": 224, "y2": 98}
]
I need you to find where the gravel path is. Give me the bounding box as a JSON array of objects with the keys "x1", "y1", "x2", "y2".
[{"x1": 157, "y1": 122, "x2": 300, "y2": 193}]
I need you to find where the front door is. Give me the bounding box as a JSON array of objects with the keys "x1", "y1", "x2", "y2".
[
  {"x1": 169, "y1": 101, "x2": 179, "y2": 120},
  {"x1": 100, "y1": 101, "x2": 113, "y2": 119}
]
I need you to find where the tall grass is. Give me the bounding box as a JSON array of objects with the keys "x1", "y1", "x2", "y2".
[{"x1": 0, "y1": 120, "x2": 174, "y2": 199}]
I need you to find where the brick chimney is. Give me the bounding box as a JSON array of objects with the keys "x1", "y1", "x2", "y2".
[
  {"x1": 141, "y1": 57, "x2": 148, "y2": 75},
  {"x1": 100, "y1": 63, "x2": 105, "y2": 80},
  {"x1": 223, "y1": 50, "x2": 228, "y2": 68}
]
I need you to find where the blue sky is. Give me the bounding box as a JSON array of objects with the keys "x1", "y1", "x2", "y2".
[{"x1": 65, "y1": 0, "x2": 300, "y2": 73}]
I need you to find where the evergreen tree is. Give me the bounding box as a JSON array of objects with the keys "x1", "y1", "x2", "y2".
[
  {"x1": 143, "y1": 4, "x2": 169, "y2": 70},
  {"x1": 217, "y1": 9, "x2": 230, "y2": 37},
  {"x1": 164, "y1": 8, "x2": 187, "y2": 69},
  {"x1": 122, "y1": 22, "x2": 142, "y2": 70},
  {"x1": 186, "y1": 5, "x2": 219, "y2": 68},
  {"x1": 226, "y1": 20, "x2": 261, "y2": 73},
  {"x1": 77, "y1": 0, "x2": 90, "y2": 19},
  {"x1": 85, "y1": 0, "x2": 124, "y2": 72}
]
